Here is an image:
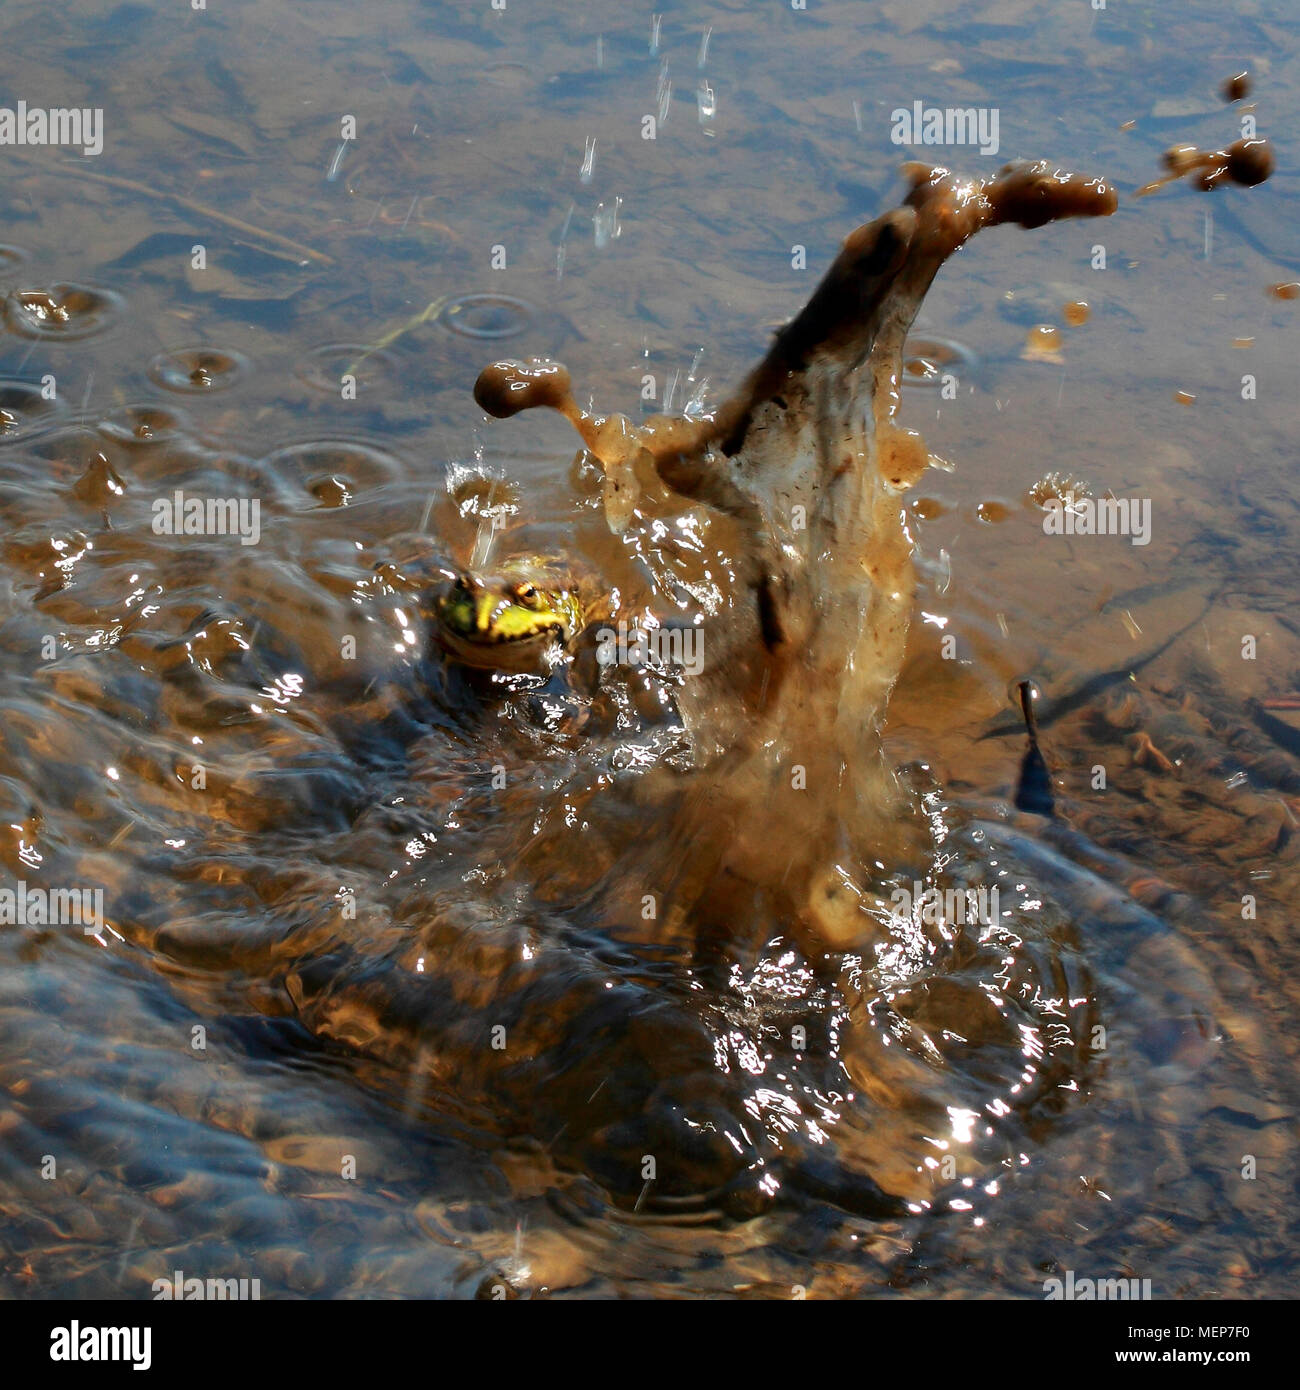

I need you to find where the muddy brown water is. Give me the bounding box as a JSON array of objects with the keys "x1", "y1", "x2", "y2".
[{"x1": 0, "y1": 0, "x2": 1297, "y2": 1298}]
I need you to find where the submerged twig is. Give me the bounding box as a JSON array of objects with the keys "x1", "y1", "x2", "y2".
[
  {"x1": 27, "y1": 158, "x2": 334, "y2": 266},
  {"x1": 344, "y1": 295, "x2": 448, "y2": 376}
]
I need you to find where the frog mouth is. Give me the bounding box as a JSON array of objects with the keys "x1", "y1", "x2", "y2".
[
  {"x1": 434, "y1": 610, "x2": 567, "y2": 672},
  {"x1": 439, "y1": 619, "x2": 563, "y2": 647}
]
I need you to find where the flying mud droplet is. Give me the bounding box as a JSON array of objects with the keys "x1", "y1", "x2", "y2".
[
  {"x1": 3, "y1": 284, "x2": 124, "y2": 341},
  {"x1": 1022, "y1": 324, "x2": 1063, "y2": 361},
  {"x1": 0, "y1": 378, "x2": 67, "y2": 442},
  {"x1": 1138, "y1": 138, "x2": 1274, "y2": 196},
  {"x1": 1062, "y1": 300, "x2": 1090, "y2": 326},
  {"x1": 1222, "y1": 70, "x2": 1252, "y2": 103},
  {"x1": 910, "y1": 496, "x2": 947, "y2": 521},
  {"x1": 1174, "y1": 389, "x2": 1197, "y2": 405},
  {"x1": 147, "y1": 348, "x2": 248, "y2": 394},
  {"x1": 97, "y1": 404, "x2": 190, "y2": 447},
  {"x1": 261, "y1": 440, "x2": 405, "y2": 508},
  {"x1": 901, "y1": 334, "x2": 975, "y2": 388},
  {"x1": 296, "y1": 343, "x2": 396, "y2": 394},
  {"x1": 440, "y1": 293, "x2": 534, "y2": 341},
  {"x1": 1268, "y1": 281, "x2": 1299, "y2": 301},
  {"x1": 976, "y1": 500, "x2": 1012, "y2": 523}
]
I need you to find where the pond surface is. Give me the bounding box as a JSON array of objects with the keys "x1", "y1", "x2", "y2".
[{"x1": 0, "y1": 0, "x2": 1296, "y2": 1298}]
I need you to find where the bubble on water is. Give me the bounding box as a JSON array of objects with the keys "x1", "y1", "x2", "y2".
[
  {"x1": 296, "y1": 343, "x2": 396, "y2": 395},
  {"x1": 147, "y1": 348, "x2": 248, "y2": 394},
  {"x1": 0, "y1": 378, "x2": 67, "y2": 441},
  {"x1": 901, "y1": 335, "x2": 975, "y2": 388},
  {"x1": 439, "y1": 294, "x2": 534, "y2": 341},
  {"x1": 97, "y1": 404, "x2": 190, "y2": 447},
  {"x1": 261, "y1": 440, "x2": 405, "y2": 507},
  {"x1": 4, "y1": 284, "x2": 124, "y2": 340}
]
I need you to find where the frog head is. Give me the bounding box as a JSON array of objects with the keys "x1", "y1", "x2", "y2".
[{"x1": 434, "y1": 561, "x2": 584, "y2": 672}]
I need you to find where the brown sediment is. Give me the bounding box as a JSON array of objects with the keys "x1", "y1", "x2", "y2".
[{"x1": 1135, "y1": 138, "x2": 1274, "y2": 196}]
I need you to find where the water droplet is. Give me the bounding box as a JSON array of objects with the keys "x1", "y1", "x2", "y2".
[{"x1": 1007, "y1": 678, "x2": 1045, "y2": 731}]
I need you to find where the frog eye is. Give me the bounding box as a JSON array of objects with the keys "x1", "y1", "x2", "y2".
[{"x1": 513, "y1": 581, "x2": 541, "y2": 607}]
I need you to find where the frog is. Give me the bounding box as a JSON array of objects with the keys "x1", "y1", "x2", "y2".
[{"x1": 432, "y1": 559, "x2": 589, "y2": 674}]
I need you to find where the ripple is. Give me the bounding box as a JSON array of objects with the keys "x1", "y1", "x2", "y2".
[
  {"x1": 96, "y1": 404, "x2": 191, "y2": 447},
  {"x1": 439, "y1": 293, "x2": 534, "y2": 341},
  {"x1": 0, "y1": 377, "x2": 67, "y2": 442},
  {"x1": 147, "y1": 347, "x2": 248, "y2": 394},
  {"x1": 295, "y1": 343, "x2": 396, "y2": 395},
  {"x1": 260, "y1": 440, "x2": 405, "y2": 508},
  {"x1": 3, "y1": 284, "x2": 123, "y2": 340},
  {"x1": 483, "y1": 61, "x2": 535, "y2": 89},
  {"x1": 901, "y1": 335, "x2": 976, "y2": 388},
  {"x1": 0, "y1": 245, "x2": 28, "y2": 270}
]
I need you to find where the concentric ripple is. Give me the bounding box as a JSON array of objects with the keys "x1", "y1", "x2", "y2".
[
  {"x1": 439, "y1": 293, "x2": 534, "y2": 340},
  {"x1": 295, "y1": 343, "x2": 396, "y2": 395},
  {"x1": 261, "y1": 439, "x2": 405, "y2": 508},
  {"x1": 0, "y1": 377, "x2": 67, "y2": 442},
  {"x1": 147, "y1": 347, "x2": 248, "y2": 394},
  {"x1": 96, "y1": 404, "x2": 191, "y2": 447},
  {"x1": 3, "y1": 284, "x2": 124, "y2": 340}
]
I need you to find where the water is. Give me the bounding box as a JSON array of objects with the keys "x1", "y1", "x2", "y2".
[{"x1": 0, "y1": 0, "x2": 1297, "y2": 1298}]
